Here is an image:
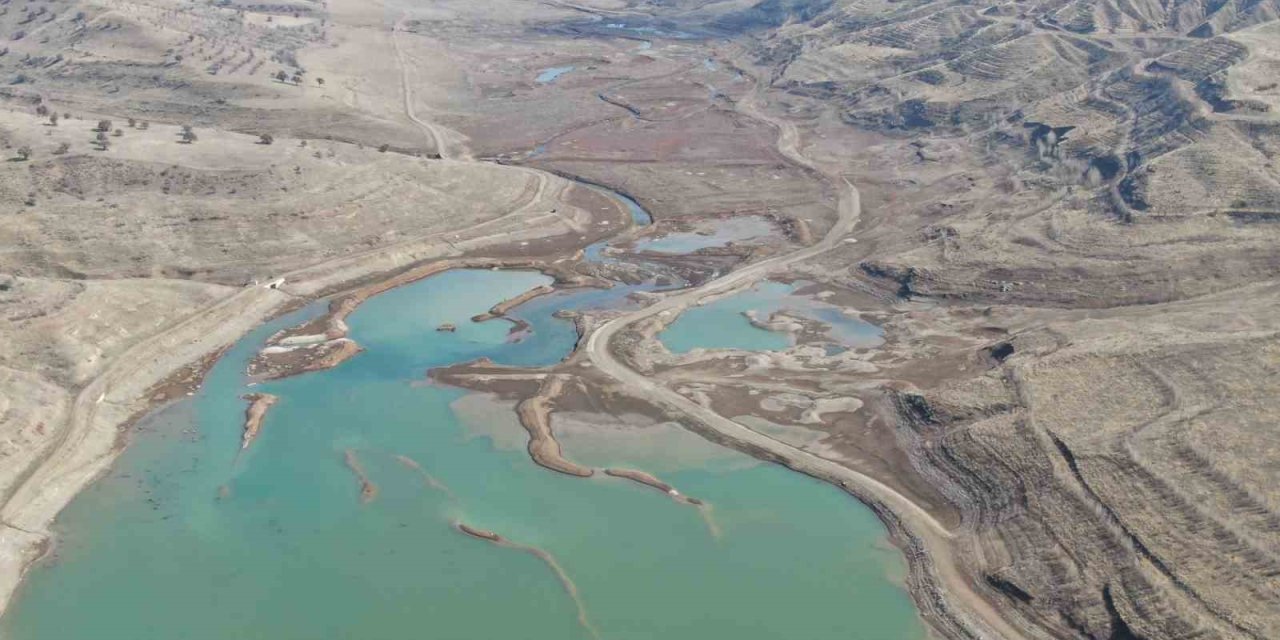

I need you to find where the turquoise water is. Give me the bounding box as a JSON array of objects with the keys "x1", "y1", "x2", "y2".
[
  {"x1": 536, "y1": 66, "x2": 575, "y2": 83},
  {"x1": 659, "y1": 281, "x2": 883, "y2": 354},
  {"x1": 2, "y1": 269, "x2": 923, "y2": 640},
  {"x1": 634, "y1": 216, "x2": 773, "y2": 254}
]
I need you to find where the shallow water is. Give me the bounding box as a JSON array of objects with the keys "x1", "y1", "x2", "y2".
[
  {"x1": 633, "y1": 216, "x2": 773, "y2": 254},
  {"x1": 536, "y1": 66, "x2": 575, "y2": 83},
  {"x1": 659, "y1": 281, "x2": 883, "y2": 353},
  {"x1": 3, "y1": 269, "x2": 923, "y2": 640}
]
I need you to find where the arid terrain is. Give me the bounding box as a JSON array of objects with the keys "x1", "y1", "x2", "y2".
[{"x1": 0, "y1": 0, "x2": 1278, "y2": 637}]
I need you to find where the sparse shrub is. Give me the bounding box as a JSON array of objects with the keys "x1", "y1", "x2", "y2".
[
  {"x1": 34, "y1": 103, "x2": 47, "y2": 116},
  {"x1": 138, "y1": 121, "x2": 149, "y2": 130},
  {"x1": 96, "y1": 119, "x2": 111, "y2": 132},
  {"x1": 52, "y1": 141, "x2": 68, "y2": 154},
  {"x1": 48, "y1": 112, "x2": 57, "y2": 126},
  {"x1": 112, "y1": 128, "x2": 123, "y2": 137},
  {"x1": 14, "y1": 145, "x2": 30, "y2": 160},
  {"x1": 95, "y1": 131, "x2": 109, "y2": 150},
  {"x1": 378, "y1": 144, "x2": 389, "y2": 153},
  {"x1": 274, "y1": 70, "x2": 287, "y2": 82},
  {"x1": 316, "y1": 77, "x2": 324, "y2": 86},
  {"x1": 180, "y1": 125, "x2": 197, "y2": 144},
  {"x1": 258, "y1": 133, "x2": 273, "y2": 145},
  {"x1": 127, "y1": 117, "x2": 136, "y2": 128}
]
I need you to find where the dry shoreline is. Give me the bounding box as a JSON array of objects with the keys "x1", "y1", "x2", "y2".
[
  {"x1": 0, "y1": 88, "x2": 1002, "y2": 640},
  {"x1": 0, "y1": 220, "x2": 985, "y2": 640},
  {"x1": 0, "y1": 155, "x2": 635, "y2": 619}
]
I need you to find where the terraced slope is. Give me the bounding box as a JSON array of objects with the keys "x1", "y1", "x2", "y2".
[{"x1": 721, "y1": 0, "x2": 1280, "y2": 636}]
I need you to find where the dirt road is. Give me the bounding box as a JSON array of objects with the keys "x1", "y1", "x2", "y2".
[{"x1": 582, "y1": 83, "x2": 1024, "y2": 640}]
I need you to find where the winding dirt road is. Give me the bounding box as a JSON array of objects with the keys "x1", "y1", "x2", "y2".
[{"x1": 583, "y1": 85, "x2": 1024, "y2": 640}]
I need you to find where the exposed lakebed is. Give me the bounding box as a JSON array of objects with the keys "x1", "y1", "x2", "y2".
[
  {"x1": 3, "y1": 175, "x2": 918, "y2": 639},
  {"x1": 3, "y1": 266, "x2": 923, "y2": 639}
]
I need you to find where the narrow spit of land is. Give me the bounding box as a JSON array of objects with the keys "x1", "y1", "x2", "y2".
[{"x1": 454, "y1": 522, "x2": 601, "y2": 640}]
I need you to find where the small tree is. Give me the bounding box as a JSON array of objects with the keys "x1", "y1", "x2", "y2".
[
  {"x1": 291, "y1": 72, "x2": 302, "y2": 84},
  {"x1": 258, "y1": 133, "x2": 273, "y2": 145},
  {"x1": 35, "y1": 104, "x2": 47, "y2": 116},
  {"x1": 315, "y1": 77, "x2": 324, "y2": 86},
  {"x1": 48, "y1": 112, "x2": 57, "y2": 126},
  {"x1": 180, "y1": 125, "x2": 197, "y2": 144},
  {"x1": 95, "y1": 131, "x2": 109, "y2": 150},
  {"x1": 274, "y1": 70, "x2": 287, "y2": 83},
  {"x1": 127, "y1": 117, "x2": 136, "y2": 128},
  {"x1": 15, "y1": 145, "x2": 31, "y2": 160},
  {"x1": 96, "y1": 119, "x2": 111, "y2": 132}
]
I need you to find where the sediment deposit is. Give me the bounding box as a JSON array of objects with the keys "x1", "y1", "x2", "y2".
[
  {"x1": 239, "y1": 393, "x2": 278, "y2": 451},
  {"x1": 515, "y1": 375, "x2": 595, "y2": 478}
]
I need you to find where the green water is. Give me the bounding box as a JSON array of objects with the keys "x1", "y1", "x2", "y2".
[
  {"x1": 2, "y1": 269, "x2": 924, "y2": 640},
  {"x1": 659, "y1": 281, "x2": 883, "y2": 354}
]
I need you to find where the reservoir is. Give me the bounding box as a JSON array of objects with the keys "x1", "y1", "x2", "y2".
[
  {"x1": 1, "y1": 269, "x2": 924, "y2": 640},
  {"x1": 659, "y1": 280, "x2": 883, "y2": 354}
]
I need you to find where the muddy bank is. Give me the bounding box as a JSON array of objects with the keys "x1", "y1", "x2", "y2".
[
  {"x1": 453, "y1": 521, "x2": 599, "y2": 640},
  {"x1": 472, "y1": 285, "x2": 556, "y2": 322},
  {"x1": 250, "y1": 258, "x2": 608, "y2": 380},
  {"x1": 603, "y1": 468, "x2": 703, "y2": 506},
  {"x1": 516, "y1": 375, "x2": 595, "y2": 478},
  {"x1": 342, "y1": 449, "x2": 379, "y2": 504},
  {"x1": 239, "y1": 393, "x2": 278, "y2": 451}
]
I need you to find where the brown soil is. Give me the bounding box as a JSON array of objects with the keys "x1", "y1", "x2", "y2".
[
  {"x1": 239, "y1": 393, "x2": 279, "y2": 451},
  {"x1": 515, "y1": 375, "x2": 595, "y2": 478}
]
